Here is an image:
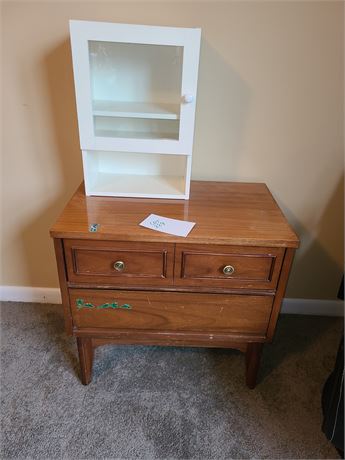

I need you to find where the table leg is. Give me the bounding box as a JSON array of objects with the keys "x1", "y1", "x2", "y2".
[
  {"x1": 77, "y1": 337, "x2": 94, "y2": 385},
  {"x1": 245, "y1": 342, "x2": 263, "y2": 389}
]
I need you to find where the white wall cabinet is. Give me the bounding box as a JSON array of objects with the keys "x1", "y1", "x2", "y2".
[{"x1": 70, "y1": 20, "x2": 201, "y2": 198}]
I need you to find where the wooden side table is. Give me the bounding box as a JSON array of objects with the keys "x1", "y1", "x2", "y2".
[{"x1": 50, "y1": 181, "x2": 299, "y2": 388}]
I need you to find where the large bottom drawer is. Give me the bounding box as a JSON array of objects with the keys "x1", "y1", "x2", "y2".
[{"x1": 69, "y1": 289, "x2": 273, "y2": 335}]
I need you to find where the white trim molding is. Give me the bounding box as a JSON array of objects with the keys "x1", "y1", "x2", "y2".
[
  {"x1": 0, "y1": 286, "x2": 343, "y2": 316},
  {"x1": 0, "y1": 286, "x2": 62, "y2": 304},
  {"x1": 281, "y1": 298, "x2": 343, "y2": 316}
]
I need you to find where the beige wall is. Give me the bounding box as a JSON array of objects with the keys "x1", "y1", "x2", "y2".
[{"x1": 2, "y1": 1, "x2": 344, "y2": 299}]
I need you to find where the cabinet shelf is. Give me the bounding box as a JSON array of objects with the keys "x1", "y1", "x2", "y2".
[
  {"x1": 94, "y1": 128, "x2": 179, "y2": 141},
  {"x1": 93, "y1": 100, "x2": 180, "y2": 120}
]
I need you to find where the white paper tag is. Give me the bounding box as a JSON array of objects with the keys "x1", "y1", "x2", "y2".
[{"x1": 139, "y1": 214, "x2": 195, "y2": 237}]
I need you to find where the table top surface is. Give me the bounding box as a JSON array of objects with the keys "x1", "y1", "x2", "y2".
[{"x1": 50, "y1": 181, "x2": 299, "y2": 248}]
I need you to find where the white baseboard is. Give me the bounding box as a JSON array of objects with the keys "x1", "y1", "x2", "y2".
[
  {"x1": 0, "y1": 286, "x2": 62, "y2": 304},
  {"x1": 281, "y1": 297, "x2": 344, "y2": 316},
  {"x1": 0, "y1": 285, "x2": 343, "y2": 316}
]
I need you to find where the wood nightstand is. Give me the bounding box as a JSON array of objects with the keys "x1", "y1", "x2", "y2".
[{"x1": 50, "y1": 181, "x2": 299, "y2": 388}]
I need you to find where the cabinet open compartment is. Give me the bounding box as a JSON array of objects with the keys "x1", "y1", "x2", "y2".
[
  {"x1": 93, "y1": 114, "x2": 179, "y2": 141},
  {"x1": 82, "y1": 150, "x2": 191, "y2": 198}
]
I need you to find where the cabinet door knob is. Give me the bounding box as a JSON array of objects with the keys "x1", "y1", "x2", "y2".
[
  {"x1": 113, "y1": 261, "x2": 125, "y2": 272},
  {"x1": 223, "y1": 265, "x2": 235, "y2": 276},
  {"x1": 182, "y1": 94, "x2": 194, "y2": 103}
]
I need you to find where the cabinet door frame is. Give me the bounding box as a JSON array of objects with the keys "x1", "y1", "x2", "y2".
[{"x1": 69, "y1": 20, "x2": 201, "y2": 154}]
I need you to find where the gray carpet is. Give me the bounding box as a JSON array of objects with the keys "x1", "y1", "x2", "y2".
[{"x1": 1, "y1": 301, "x2": 342, "y2": 459}]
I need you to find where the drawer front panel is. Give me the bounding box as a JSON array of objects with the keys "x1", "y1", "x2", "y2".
[
  {"x1": 69, "y1": 289, "x2": 273, "y2": 335},
  {"x1": 64, "y1": 240, "x2": 174, "y2": 286},
  {"x1": 175, "y1": 244, "x2": 285, "y2": 289}
]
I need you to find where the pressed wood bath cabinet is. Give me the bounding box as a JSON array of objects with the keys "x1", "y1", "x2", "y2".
[{"x1": 69, "y1": 20, "x2": 201, "y2": 199}]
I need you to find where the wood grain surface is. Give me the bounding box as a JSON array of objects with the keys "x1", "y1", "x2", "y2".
[
  {"x1": 50, "y1": 181, "x2": 299, "y2": 248},
  {"x1": 90, "y1": 335, "x2": 250, "y2": 351},
  {"x1": 53, "y1": 239, "x2": 73, "y2": 334},
  {"x1": 174, "y1": 244, "x2": 285, "y2": 289},
  {"x1": 69, "y1": 288, "x2": 273, "y2": 335},
  {"x1": 64, "y1": 239, "x2": 174, "y2": 286}
]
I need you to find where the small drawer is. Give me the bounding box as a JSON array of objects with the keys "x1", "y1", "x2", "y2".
[
  {"x1": 64, "y1": 240, "x2": 174, "y2": 286},
  {"x1": 174, "y1": 244, "x2": 285, "y2": 290},
  {"x1": 69, "y1": 288, "x2": 273, "y2": 336}
]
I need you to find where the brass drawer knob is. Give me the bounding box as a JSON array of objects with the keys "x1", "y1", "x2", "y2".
[
  {"x1": 223, "y1": 265, "x2": 235, "y2": 276},
  {"x1": 113, "y1": 260, "x2": 125, "y2": 272}
]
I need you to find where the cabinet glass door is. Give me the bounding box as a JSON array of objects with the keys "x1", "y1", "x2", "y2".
[
  {"x1": 89, "y1": 41, "x2": 182, "y2": 141},
  {"x1": 70, "y1": 21, "x2": 201, "y2": 154}
]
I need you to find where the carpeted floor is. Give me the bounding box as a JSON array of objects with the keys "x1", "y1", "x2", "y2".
[{"x1": 1, "y1": 301, "x2": 342, "y2": 459}]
